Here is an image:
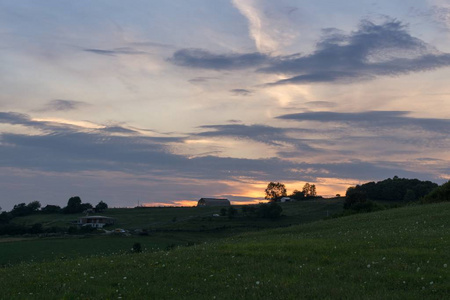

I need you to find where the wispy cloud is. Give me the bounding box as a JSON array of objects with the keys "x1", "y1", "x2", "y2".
[
  {"x1": 231, "y1": 0, "x2": 299, "y2": 53},
  {"x1": 84, "y1": 47, "x2": 148, "y2": 56},
  {"x1": 39, "y1": 99, "x2": 88, "y2": 112},
  {"x1": 277, "y1": 110, "x2": 450, "y2": 134}
]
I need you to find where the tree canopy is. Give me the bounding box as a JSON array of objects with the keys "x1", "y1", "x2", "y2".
[
  {"x1": 302, "y1": 183, "x2": 317, "y2": 197},
  {"x1": 422, "y1": 181, "x2": 450, "y2": 203},
  {"x1": 348, "y1": 177, "x2": 437, "y2": 202},
  {"x1": 264, "y1": 182, "x2": 287, "y2": 201}
]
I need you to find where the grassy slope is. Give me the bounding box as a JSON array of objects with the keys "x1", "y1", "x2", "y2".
[
  {"x1": 1, "y1": 202, "x2": 449, "y2": 299},
  {"x1": 10, "y1": 200, "x2": 343, "y2": 230},
  {"x1": 1, "y1": 200, "x2": 343, "y2": 265}
]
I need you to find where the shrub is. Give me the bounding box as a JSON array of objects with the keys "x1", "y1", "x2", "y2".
[
  {"x1": 257, "y1": 202, "x2": 283, "y2": 219},
  {"x1": 132, "y1": 242, "x2": 142, "y2": 253},
  {"x1": 344, "y1": 189, "x2": 368, "y2": 210},
  {"x1": 422, "y1": 181, "x2": 450, "y2": 203}
]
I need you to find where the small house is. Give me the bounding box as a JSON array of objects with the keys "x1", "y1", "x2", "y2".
[
  {"x1": 280, "y1": 197, "x2": 291, "y2": 202},
  {"x1": 78, "y1": 215, "x2": 115, "y2": 228},
  {"x1": 197, "y1": 198, "x2": 231, "y2": 207}
]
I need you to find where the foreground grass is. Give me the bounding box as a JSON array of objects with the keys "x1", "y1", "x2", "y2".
[{"x1": 1, "y1": 202, "x2": 449, "y2": 299}]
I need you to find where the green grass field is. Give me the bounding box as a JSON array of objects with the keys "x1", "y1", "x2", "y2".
[
  {"x1": 1, "y1": 200, "x2": 343, "y2": 265},
  {"x1": 10, "y1": 199, "x2": 343, "y2": 230},
  {"x1": 1, "y1": 202, "x2": 449, "y2": 299}
]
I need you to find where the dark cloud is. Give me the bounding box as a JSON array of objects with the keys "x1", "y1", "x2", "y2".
[
  {"x1": 196, "y1": 123, "x2": 320, "y2": 152},
  {"x1": 170, "y1": 48, "x2": 268, "y2": 70},
  {"x1": 0, "y1": 111, "x2": 31, "y2": 125},
  {"x1": 84, "y1": 47, "x2": 147, "y2": 56},
  {"x1": 170, "y1": 20, "x2": 450, "y2": 85},
  {"x1": 0, "y1": 111, "x2": 77, "y2": 132},
  {"x1": 276, "y1": 110, "x2": 450, "y2": 134},
  {"x1": 230, "y1": 88, "x2": 252, "y2": 96},
  {"x1": 41, "y1": 99, "x2": 88, "y2": 112},
  {"x1": 188, "y1": 76, "x2": 218, "y2": 83},
  {"x1": 262, "y1": 20, "x2": 450, "y2": 85}
]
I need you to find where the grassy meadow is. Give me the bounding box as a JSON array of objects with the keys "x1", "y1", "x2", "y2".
[
  {"x1": 1, "y1": 201, "x2": 449, "y2": 299},
  {"x1": 1, "y1": 199, "x2": 343, "y2": 265}
]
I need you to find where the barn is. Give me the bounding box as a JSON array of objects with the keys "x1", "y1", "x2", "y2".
[{"x1": 197, "y1": 198, "x2": 231, "y2": 207}]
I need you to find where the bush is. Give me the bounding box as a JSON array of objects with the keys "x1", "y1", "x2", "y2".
[
  {"x1": 422, "y1": 181, "x2": 450, "y2": 203},
  {"x1": 344, "y1": 189, "x2": 368, "y2": 210},
  {"x1": 132, "y1": 242, "x2": 142, "y2": 253},
  {"x1": 257, "y1": 202, "x2": 283, "y2": 219}
]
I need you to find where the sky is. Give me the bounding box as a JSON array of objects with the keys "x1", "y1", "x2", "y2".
[{"x1": 1, "y1": 0, "x2": 450, "y2": 210}]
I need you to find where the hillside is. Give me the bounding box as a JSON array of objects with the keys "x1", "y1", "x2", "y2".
[
  {"x1": 1, "y1": 202, "x2": 449, "y2": 299},
  {"x1": 1, "y1": 200, "x2": 343, "y2": 265}
]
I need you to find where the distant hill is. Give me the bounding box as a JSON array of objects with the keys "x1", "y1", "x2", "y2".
[{"x1": 348, "y1": 176, "x2": 437, "y2": 202}]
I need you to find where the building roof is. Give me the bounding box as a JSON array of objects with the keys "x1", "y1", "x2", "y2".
[{"x1": 197, "y1": 198, "x2": 230, "y2": 206}]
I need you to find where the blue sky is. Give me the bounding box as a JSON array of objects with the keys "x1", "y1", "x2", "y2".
[{"x1": 1, "y1": 0, "x2": 449, "y2": 210}]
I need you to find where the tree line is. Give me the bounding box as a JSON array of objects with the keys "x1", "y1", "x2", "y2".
[
  {"x1": 344, "y1": 177, "x2": 449, "y2": 213},
  {"x1": 264, "y1": 182, "x2": 320, "y2": 202},
  {"x1": 0, "y1": 197, "x2": 108, "y2": 234}
]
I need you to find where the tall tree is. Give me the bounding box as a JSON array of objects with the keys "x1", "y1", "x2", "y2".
[
  {"x1": 302, "y1": 183, "x2": 317, "y2": 197},
  {"x1": 95, "y1": 201, "x2": 108, "y2": 212},
  {"x1": 64, "y1": 196, "x2": 82, "y2": 214},
  {"x1": 265, "y1": 182, "x2": 287, "y2": 201}
]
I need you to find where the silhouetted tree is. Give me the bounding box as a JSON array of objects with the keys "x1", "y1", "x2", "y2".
[
  {"x1": 63, "y1": 196, "x2": 82, "y2": 214},
  {"x1": 349, "y1": 177, "x2": 437, "y2": 202},
  {"x1": 302, "y1": 183, "x2": 317, "y2": 197},
  {"x1": 95, "y1": 201, "x2": 108, "y2": 212},
  {"x1": 265, "y1": 182, "x2": 287, "y2": 201},
  {"x1": 28, "y1": 201, "x2": 41, "y2": 212},
  {"x1": 422, "y1": 181, "x2": 450, "y2": 203},
  {"x1": 344, "y1": 187, "x2": 370, "y2": 211},
  {"x1": 41, "y1": 205, "x2": 61, "y2": 214},
  {"x1": 289, "y1": 190, "x2": 305, "y2": 201}
]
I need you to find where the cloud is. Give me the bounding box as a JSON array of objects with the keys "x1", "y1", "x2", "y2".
[
  {"x1": 170, "y1": 48, "x2": 268, "y2": 70},
  {"x1": 196, "y1": 123, "x2": 320, "y2": 153},
  {"x1": 231, "y1": 0, "x2": 299, "y2": 53},
  {"x1": 40, "y1": 99, "x2": 88, "y2": 112},
  {"x1": 230, "y1": 88, "x2": 253, "y2": 96},
  {"x1": 262, "y1": 20, "x2": 450, "y2": 85},
  {"x1": 170, "y1": 19, "x2": 450, "y2": 85},
  {"x1": 188, "y1": 76, "x2": 218, "y2": 84},
  {"x1": 84, "y1": 47, "x2": 147, "y2": 56},
  {"x1": 0, "y1": 111, "x2": 77, "y2": 132},
  {"x1": 100, "y1": 126, "x2": 139, "y2": 134},
  {"x1": 277, "y1": 111, "x2": 450, "y2": 134}
]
